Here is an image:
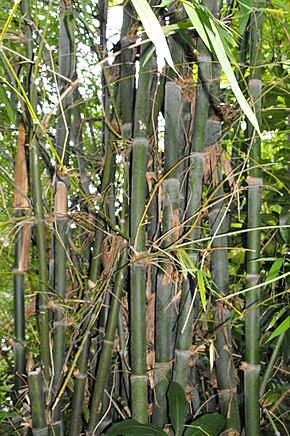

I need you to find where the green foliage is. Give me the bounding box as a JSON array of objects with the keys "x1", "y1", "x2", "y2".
[
  {"x1": 183, "y1": 413, "x2": 225, "y2": 436},
  {"x1": 0, "y1": 0, "x2": 289, "y2": 434},
  {"x1": 167, "y1": 382, "x2": 188, "y2": 435},
  {"x1": 105, "y1": 419, "x2": 167, "y2": 435}
]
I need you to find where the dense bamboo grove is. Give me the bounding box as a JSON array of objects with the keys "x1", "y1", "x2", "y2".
[{"x1": 0, "y1": 0, "x2": 289, "y2": 435}]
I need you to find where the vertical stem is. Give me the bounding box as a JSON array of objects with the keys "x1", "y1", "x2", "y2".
[
  {"x1": 207, "y1": 121, "x2": 240, "y2": 432},
  {"x1": 153, "y1": 82, "x2": 182, "y2": 426},
  {"x1": 173, "y1": 38, "x2": 210, "y2": 388},
  {"x1": 130, "y1": 42, "x2": 152, "y2": 423},
  {"x1": 56, "y1": 0, "x2": 75, "y2": 164},
  {"x1": 28, "y1": 369, "x2": 48, "y2": 435},
  {"x1": 244, "y1": 3, "x2": 263, "y2": 434},
  {"x1": 69, "y1": 332, "x2": 91, "y2": 436},
  {"x1": 21, "y1": 0, "x2": 51, "y2": 383},
  {"x1": 87, "y1": 246, "x2": 128, "y2": 433},
  {"x1": 13, "y1": 121, "x2": 30, "y2": 398},
  {"x1": 51, "y1": 181, "x2": 68, "y2": 434}
]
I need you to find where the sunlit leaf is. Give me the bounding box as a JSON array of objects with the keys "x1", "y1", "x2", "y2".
[
  {"x1": 183, "y1": 0, "x2": 261, "y2": 135},
  {"x1": 131, "y1": 0, "x2": 176, "y2": 72}
]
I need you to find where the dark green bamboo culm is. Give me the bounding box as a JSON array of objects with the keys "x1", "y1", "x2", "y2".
[
  {"x1": 55, "y1": 0, "x2": 75, "y2": 165},
  {"x1": 129, "y1": 42, "x2": 152, "y2": 423},
  {"x1": 12, "y1": 122, "x2": 30, "y2": 399},
  {"x1": 173, "y1": 37, "x2": 210, "y2": 388},
  {"x1": 244, "y1": 2, "x2": 263, "y2": 434},
  {"x1": 51, "y1": 181, "x2": 68, "y2": 434},
  {"x1": 207, "y1": 120, "x2": 240, "y2": 432},
  {"x1": 28, "y1": 369, "x2": 48, "y2": 436},
  {"x1": 87, "y1": 243, "x2": 128, "y2": 433},
  {"x1": 153, "y1": 81, "x2": 182, "y2": 426},
  {"x1": 20, "y1": 0, "x2": 51, "y2": 383}
]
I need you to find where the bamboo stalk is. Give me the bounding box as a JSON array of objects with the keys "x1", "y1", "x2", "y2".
[
  {"x1": 51, "y1": 181, "x2": 68, "y2": 434},
  {"x1": 173, "y1": 38, "x2": 210, "y2": 389},
  {"x1": 69, "y1": 332, "x2": 91, "y2": 436},
  {"x1": 13, "y1": 121, "x2": 30, "y2": 397},
  {"x1": 153, "y1": 82, "x2": 182, "y2": 426},
  {"x1": 55, "y1": 0, "x2": 75, "y2": 165},
  {"x1": 244, "y1": 3, "x2": 263, "y2": 434},
  {"x1": 28, "y1": 368, "x2": 48, "y2": 436},
  {"x1": 87, "y1": 245, "x2": 128, "y2": 433},
  {"x1": 20, "y1": 0, "x2": 51, "y2": 383},
  {"x1": 129, "y1": 41, "x2": 153, "y2": 423},
  {"x1": 207, "y1": 120, "x2": 240, "y2": 432}
]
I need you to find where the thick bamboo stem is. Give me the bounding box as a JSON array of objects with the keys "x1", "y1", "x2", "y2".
[
  {"x1": 13, "y1": 121, "x2": 30, "y2": 397},
  {"x1": 130, "y1": 42, "x2": 152, "y2": 423},
  {"x1": 173, "y1": 38, "x2": 210, "y2": 389},
  {"x1": 68, "y1": 332, "x2": 91, "y2": 436},
  {"x1": 244, "y1": 3, "x2": 263, "y2": 434},
  {"x1": 51, "y1": 181, "x2": 67, "y2": 434},
  {"x1": 28, "y1": 369, "x2": 48, "y2": 435},
  {"x1": 207, "y1": 119, "x2": 240, "y2": 432},
  {"x1": 87, "y1": 247, "x2": 128, "y2": 433},
  {"x1": 55, "y1": 0, "x2": 75, "y2": 164},
  {"x1": 153, "y1": 82, "x2": 182, "y2": 426},
  {"x1": 21, "y1": 0, "x2": 51, "y2": 383}
]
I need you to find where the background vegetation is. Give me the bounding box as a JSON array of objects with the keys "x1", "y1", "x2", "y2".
[{"x1": 0, "y1": 0, "x2": 289, "y2": 434}]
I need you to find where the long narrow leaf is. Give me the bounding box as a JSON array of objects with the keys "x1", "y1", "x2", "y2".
[
  {"x1": 131, "y1": 0, "x2": 176, "y2": 72},
  {"x1": 196, "y1": 270, "x2": 206, "y2": 311},
  {"x1": 266, "y1": 316, "x2": 290, "y2": 343},
  {"x1": 183, "y1": 1, "x2": 261, "y2": 135}
]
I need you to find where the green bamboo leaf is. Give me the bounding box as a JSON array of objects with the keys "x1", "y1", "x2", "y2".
[
  {"x1": 167, "y1": 382, "x2": 188, "y2": 435},
  {"x1": 196, "y1": 270, "x2": 206, "y2": 310},
  {"x1": 184, "y1": 413, "x2": 225, "y2": 436},
  {"x1": 131, "y1": 0, "x2": 176, "y2": 72},
  {"x1": 237, "y1": 0, "x2": 253, "y2": 34},
  {"x1": 183, "y1": 1, "x2": 261, "y2": 136},
  {"x1": 155, "y1": 0, "x2": 173, "y2": 7},
  {"x1": 105, "y1": 419, "x2": 167, "y2": 435},
  {"x1": 266, "y1": 306, "x2": 288, "y2": 331},
  {"x1": 266, "y1": 316, "x2": 290, "y2": 343},
  {"x1": 0, "y1": 84, "x2": 16, "y2": 123},
  {"x1": 266, "y1": 257, "x2": 284, "y2": 282},
  {"x1": 176, "y1": 249, "x2": 197, "y2": 280}
]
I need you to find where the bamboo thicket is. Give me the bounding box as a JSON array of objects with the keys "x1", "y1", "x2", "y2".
[{"x1": 1, "y1": 0, "x2": 289, "y2": 434}]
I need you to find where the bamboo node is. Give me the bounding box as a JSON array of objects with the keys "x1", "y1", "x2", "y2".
[
  {"x1": 240, "y1": 362, "x2": 261, "y2": 372},
  {"x1": 130, "y1": 375, "x2": 148, "y2": 381},
  {"x1": 217, "y1": 387, "x2": 237, "y2": 394},
  {"x1": 246, "y1": 176, "x2": 263, "y2": 186},
  {"x1": 175, "y1": 74, "x2": 196, "y2": 101}
]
